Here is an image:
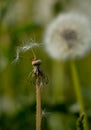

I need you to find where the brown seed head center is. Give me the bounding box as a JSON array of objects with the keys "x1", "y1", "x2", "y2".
[{"x1": 61, "y1": 29, "x2": 78, "y2": 42}]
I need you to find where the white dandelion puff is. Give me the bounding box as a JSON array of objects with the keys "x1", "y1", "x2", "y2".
[
  {"x1": 12, "y1": 41, "x2": 40, "y2": 64},
  {"x1": 43, "y1": 13, "x2": 91, "y2": 60}
]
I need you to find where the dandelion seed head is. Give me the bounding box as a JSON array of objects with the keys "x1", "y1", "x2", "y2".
[{"x1": 44, "y1": 13, "x2": 91, "y2": 60}]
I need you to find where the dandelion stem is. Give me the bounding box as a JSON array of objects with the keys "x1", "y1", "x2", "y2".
[
  {"x1": 31, "y1": 48, "x2": 36, "y2": 59},
  {"x1": 52, "y1": 61, "x2": 64, "y2": 103},
  {"x1": 70, "y1": 61, "x2": 84, "y2": 112},
  {"x1": 36, "y1": 81, "x2": 41, "y2": 130},
  {"x1": 32, "y1": 58, "x2": 48, "y2": 130},
  {"x1": 70, "y1": 61, "x2": 89, "y2": 130}
]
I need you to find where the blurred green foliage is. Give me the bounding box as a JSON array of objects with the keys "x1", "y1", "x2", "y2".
[{"x1": 0, "y1": 0, "x2": 91, "y2": 130}]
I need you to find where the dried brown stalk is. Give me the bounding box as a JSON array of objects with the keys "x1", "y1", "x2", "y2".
[{"x1": 32, "y1": 58, "x2": 48, "y2": 130}]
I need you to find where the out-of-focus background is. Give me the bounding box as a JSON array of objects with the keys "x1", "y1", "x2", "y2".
[{"x1": 0, "y1": 0, "x2": 91, "y2": 130}]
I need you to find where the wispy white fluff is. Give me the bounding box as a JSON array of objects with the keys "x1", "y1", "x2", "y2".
[
  {"x1": 13, "y1": 41, "x2": 40, "y2": 63},
  {"x1": 43, "y1": 13, "x2": 91, "y2": 60}
]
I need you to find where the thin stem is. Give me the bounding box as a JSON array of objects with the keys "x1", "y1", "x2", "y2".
[
  {"x1": 70, "y1": 61, "x2": 89, "y2": 130},
  {"x1": 33, "y1": 58, "x2": 47, "y2": 130},
  {"x1": 52, "y1": 61, "x2": 64, "y2": 103},
  {"x1": 70, "y1": 61, "x2": 84, "y2": 112},
  {"x1": 31, "y1": 48, "x2": 36, "y2": 59},
  {"x1": 36, "y1": 85, "x2": 41, "y2": 130}
]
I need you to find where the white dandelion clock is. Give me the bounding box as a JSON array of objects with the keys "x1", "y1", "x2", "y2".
[
  {"x1": 44, "y1": 13, "x2": 91, "y2": 60},
  {"x1": 44, "y1": 14, "x2": 91, "y2": 129}
]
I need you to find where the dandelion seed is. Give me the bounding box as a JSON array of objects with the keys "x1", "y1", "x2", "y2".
[
  {"x1": 12, "y1": 41, "x2": 40, "y2": 63},
  {"x1": 44, "y1": 13, "x2": 91, "y2": 60},
  {"x1": 42, "y1": 109, "x2": 50, "y2": 119}
]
